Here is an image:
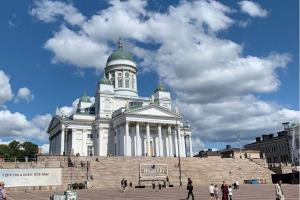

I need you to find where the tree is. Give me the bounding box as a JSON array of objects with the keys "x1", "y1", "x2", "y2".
[{"x1": 0, "y1": 140, "x2": 38, "y2": 161}]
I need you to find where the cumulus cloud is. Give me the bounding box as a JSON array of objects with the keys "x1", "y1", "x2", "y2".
[
  {"x1": 14, "y1": 87, "x2": 35, "y2": 103},
  {"x1": 238, "y1": 1, "x2": 269, "y2": 17},
  {"x1": 30, "y1": 0, "x2": 85, "y2": 25},
  {"x1": 0, "y1": 70, "x2": 13, "y2": 106},
  {"x1": 40, "y1": 143, "x2": 49, "y2": 154},
  {"x1": 30, "y1": 0, "x2": 298, "y2": 151},
  {"x1": 0, "y1": 110, "x2": 51, "y2": 142}
]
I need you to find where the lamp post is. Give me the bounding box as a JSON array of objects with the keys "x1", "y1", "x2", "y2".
[{"x1": 176, "y1": 118, "x2": 182, "y2": 187}]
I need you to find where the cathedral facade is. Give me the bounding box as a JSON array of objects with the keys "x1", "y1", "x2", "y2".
[{"x1": 47, "y1": 40, "x2": 193, "y2": 157}]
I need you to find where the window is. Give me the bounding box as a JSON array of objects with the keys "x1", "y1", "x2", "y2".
[
  {"x1": 87, "y1": 146, "x2": 93, "y2": 156},
  {"x1": 132, "y1": 78, "x2": 135, "y2": 89},
  {"x1": 118, "y1": 72, "x2": 122, "y2": 77},
  {"x1": 87, "y1": 134, "x2": 93, "y2": 139},
  {"x1": 125, "y1": 79, "x2": 129, "y2": 88},
  {"x1": 118, "y1": 79, "x2": 123, "y2": 87}
]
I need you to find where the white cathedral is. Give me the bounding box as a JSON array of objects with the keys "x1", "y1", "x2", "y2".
[{"x1": 47, "y1": 39, "x2": 193, "y2": 157}]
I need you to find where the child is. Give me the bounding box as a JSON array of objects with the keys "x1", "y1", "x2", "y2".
[{"x1": 228, "y1": 185, "x2": 233, "y2": 200}]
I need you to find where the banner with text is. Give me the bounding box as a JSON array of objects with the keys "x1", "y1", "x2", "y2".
[
  {"x1": 0, "y1": 168, "x2": 62, "y2": 187},
  {"x1": 140, "y1": 164, "x2": 168, "y2": 180}
]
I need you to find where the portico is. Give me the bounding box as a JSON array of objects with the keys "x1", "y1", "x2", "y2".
[{"x1": 111, "y1": 104, "x2": 193, "y2": 157}]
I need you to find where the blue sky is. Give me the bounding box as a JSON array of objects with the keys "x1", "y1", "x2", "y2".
[{"x1": 0, "y1": 0, "x2": 298, "y2": 152}]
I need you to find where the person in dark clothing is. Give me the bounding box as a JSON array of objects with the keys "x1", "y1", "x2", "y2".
[
  {"x1": 186, "y1": 178, "x2": 194, "y2": 200},
  {"x1": 221, "y1": 183, "x2": 229, "y2": 200}
]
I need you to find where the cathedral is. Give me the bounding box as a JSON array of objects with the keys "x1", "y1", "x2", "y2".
[{"x1": 47, "y1": 39, "x2": 193, "y2": 157}]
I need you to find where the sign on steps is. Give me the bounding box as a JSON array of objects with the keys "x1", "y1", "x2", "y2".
[
  {"x1": 0, "y1": 168, "x2": 62, "y2": 187},
  {"x1": 140, "y1": 164, "x2": 168, "y2": 180}
]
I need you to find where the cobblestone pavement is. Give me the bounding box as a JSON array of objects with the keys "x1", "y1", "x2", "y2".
[{"x1": 7, "y1": 184, "x2": 299, "y2": 200}]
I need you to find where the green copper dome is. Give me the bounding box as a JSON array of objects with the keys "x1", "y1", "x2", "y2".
[
  {"x1": 154, "y1": 84, "x2": 166, "y2": 93},
  {"x1": 80, "y1": 90, "x2": 91, "y2": 103},
  {"x1": 99, "y1": 76, "x2": 112, "y2": 85},
  {"x1": 106, "y1": 38, "x2": 133, "y2": 63}
]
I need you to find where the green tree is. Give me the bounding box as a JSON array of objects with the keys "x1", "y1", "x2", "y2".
[{"x1": 0, "y1": 140, "x2": 38, "y2": 161}]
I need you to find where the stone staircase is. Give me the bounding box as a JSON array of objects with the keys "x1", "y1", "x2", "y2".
[{"x1": 65, "y1": 156, "x2": 274, "y2": 188}]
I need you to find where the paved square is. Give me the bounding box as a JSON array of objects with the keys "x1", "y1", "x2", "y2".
[{"x1": 7, "y1": 184, "x2": 299, "y2": 200}]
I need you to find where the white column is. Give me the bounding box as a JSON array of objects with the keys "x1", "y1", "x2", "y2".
[
  {"x1": 158, "y1": 124, "x2": 163, "y2": 157},
  {"x1": 177, "y1": 125, "x2": 182, "y2": 157},
  {"x1": 125, "y1": 122, "x2": 130, "y2": 156},
  {"x1": 182, "y1": 135, "x2": 186, "y2": 157},
  {"x1": 168, "y1": 126, "x2": 173, "y2": 157},
  {"x1": 165, "y1": 131, "x2": 170, "y2": 157},
  {"x1": 136, "y1": 123, "x2": 141, "y2": 156},
  {"x1": 71, "y1": 129, "x2": 76, "y2": 155},
  {"x1": 146, "y1": 123, "x2": 151, "y2": 157},
  {"x1": 174, "y1": 127, "x2": 179, "y2": 157},
  {"x1": 60, "y1": 126, "x2": 65, "y2": 155},
  {"x1": 189, "y1": 135, "x2": 193, "y2": 157},
  {"x1": 115, "y1": 128, "x2": 119, "y2": 156}
]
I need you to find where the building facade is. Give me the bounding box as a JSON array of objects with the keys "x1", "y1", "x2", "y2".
[
  {"x1": 244, "y1": 122, "x2": 299, "y2": 167},
  {"x1": 47, "y1": 39, "x2": 193, "y2": 157}
]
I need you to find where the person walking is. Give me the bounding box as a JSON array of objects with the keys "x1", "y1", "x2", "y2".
[
  {"x1": 228, "y1": 185, "x2": 233, "y2": 200},
  {"x1": 124, "y1": 179, "x2": 128, "y2": 192},
  {"x1": 214, "y1": 185, "x2": 219, "y2": 200},
  {"x1": 121, "y1": 178, "x2": 125, "y2": 191},
  {"x1": 221, "y1": 182, "x2": 228, "y2": 200},
  {"x1": 0, "y1": 181, "x2": 7, "y2": 200},
  {"x1": 186, "y1": 178, "x2": 194, "y2": 200},
  {"x1": 209, "y1": 183, "x2": 215, "y2": 200},
  {"x1": 275, "y1": 180, "x2": 285, "y2": 200}
]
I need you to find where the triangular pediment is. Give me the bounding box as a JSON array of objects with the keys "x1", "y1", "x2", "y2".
[
  {"x1": 47, "y1": 116, "x2": 61, "y2": 133},
  {"x1": 126, "y1": 104, "x2": 181, "y2": 118}
]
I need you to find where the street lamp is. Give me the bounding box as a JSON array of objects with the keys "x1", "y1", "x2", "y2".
[{"x1": 176, "y1": 118, "x2": 182, "y2": 187}]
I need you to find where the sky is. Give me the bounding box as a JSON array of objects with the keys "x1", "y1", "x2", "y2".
[{"x1": 0, "y1": 0, "x2": 299, "y2": 153}]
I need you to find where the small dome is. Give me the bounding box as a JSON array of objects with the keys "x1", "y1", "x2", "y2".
[
  {"x1": 106, "y1": 38, "x2": 133, "y2": 63},
  {"x1": 80, "y1": 90, "x2": 91, "y2": 103},
  {"x1": 154, "y1": 84, "x2": 166, "y2": 93},
  {"x1": 99, "y1": 76, "x2": 112, "y2": 85}
]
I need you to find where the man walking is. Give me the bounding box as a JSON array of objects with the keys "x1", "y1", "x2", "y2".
[
  {"x1": 275, "y1": 180, "x2": 285, "y2": 200},
  {"x1": 186, "y1": 178, "x2": 194, "y2": 200},
  {"x1": 209, "y1": 183, "x2": 215, "y2": 200}
]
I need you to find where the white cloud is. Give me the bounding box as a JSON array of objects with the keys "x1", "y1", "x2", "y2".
[
  {"x1": 40, "y1": 143, "x2": 49, "y2": 154},
  {"x1": 30, "y1": 0, "x2": 85, "y2": 26},
  {"x1": 0, "y1": 110, "x2": 51, "y2": 142},
  {"x1": 14, "y1": 87, "x2": 35, "y2": 103},
  {"x1": 30, "y1": 0, "x2": 298, "y2": 148},
  {"x1": 238, "y1": 1, "x2": 269, "y2": 18},
  {"x1": 0, "y1": 70, "x2": 13, "y2": 106},
  {"x1": 44, "y1": 27, "x2": 109, "y2": 70}
]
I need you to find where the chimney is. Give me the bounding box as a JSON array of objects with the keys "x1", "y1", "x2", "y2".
[{"x1": 226, "y1": 145, "x2": 231, "y2": 150}]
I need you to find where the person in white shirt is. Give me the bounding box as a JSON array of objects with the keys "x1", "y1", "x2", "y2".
[
  {"x1": 275, "y1": 180, "x2": 285, "y2": 200},
  {"x1": 214, "y1": 185, "x2": 219, "y2": 200},
  {"x1": 209, "y1": 183, "x2": 215, "y2": 199},
  {"x1": 228, "y1": 185, "x2": 233, "y2": 200}
]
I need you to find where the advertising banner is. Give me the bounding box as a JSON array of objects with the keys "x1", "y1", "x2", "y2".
[{"x1": 0, "y1": 168, "x2": 62, "y2": 187}]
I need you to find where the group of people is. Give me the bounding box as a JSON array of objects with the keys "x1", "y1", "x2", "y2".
[{"x1": 0, "y1": 181, "x2": 7, "y2": 200}]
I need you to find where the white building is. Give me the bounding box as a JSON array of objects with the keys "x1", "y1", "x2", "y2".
[{"x1": 47, "y1": 39, "x2": 193, "y2": 157}]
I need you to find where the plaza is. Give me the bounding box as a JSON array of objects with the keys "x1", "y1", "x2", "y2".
[{"x1": 6, "y1": 184, "x2": 299, "y2": 200}]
